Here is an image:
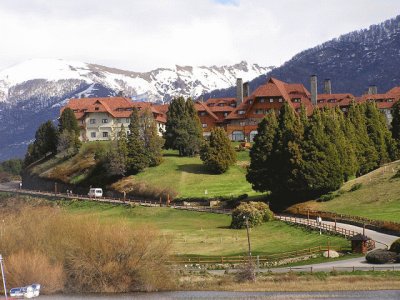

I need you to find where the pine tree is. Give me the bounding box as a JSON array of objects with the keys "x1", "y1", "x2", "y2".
[
  {"x1": 141, "y1": 108, "x2": 164, "y2": 167},
  {"x1": 59, "y1": 108, "x2": 80, "y2": 136},
  {"x1": 347, "y1": 102, "x2": 379, "y2": 175},
  {"x1": 301, "y1": 109, "x2": 343, "y2": 197},
  {"x1": 269, "y1": 102, "x2": 305, "y2": 201},
  {"x1": 391, "y1": 101, "x2": 400, "y2": 141},
  {"x1": 164, "y1": 97, "x2": 202, "y2": 156},
  {"x1": 126, "y1": 108, "x2": 148, "y2": 174},
  {"x1": 246, "y1": 111, "x2": 278, "y2": 192},
  {"x1": 24, "y1": 121, "x2": 58, "y2": 166},
  {"x1": 336, "y1": 107, "x2": 359, "y2": 180},
  {"x1": 200, "y1": 127, "x2": 236, "y2": 174},
  {"x1": 59, "y1": 107, "x2": 81, "y2": 150}
]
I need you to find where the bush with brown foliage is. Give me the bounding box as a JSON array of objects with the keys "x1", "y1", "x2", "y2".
[{"x1": 0, "y1": 202, "x2": 173, "y2": 293}]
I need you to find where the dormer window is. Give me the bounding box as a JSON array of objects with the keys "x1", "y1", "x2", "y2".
[
  {"x1": 278, "y1": 98, "x2": 283, "y2": 103},
  {"x1": 248, "y1": 100, "x2": 253, "y2": 104},
  {"x1": 218, "y1": 103, "x2": 224, "y2": 107},
  {"x1": 238, "y1": 110, "x2": 246, "y2": 115},
  {"x1": 269, "y1": 98, "x2": 274, "y2": 103},
  {"x1": 230, "y1": 103, "x2": 236, "y2": 107},
  {"x1": 95, "y1": 107, "x2": 99, "y2": 111},
  {"x1": 199, "y1": 111, "x2": 206, "y2": 116},
  {"x1": 388, "y1": 99, "x2": 394, "y2": 102},
  {"x1": 258, "y1": 98, "x2": 265, "y2": 103},
  {"x1": 328, "y1": 99, "x2": 336, "y2": 103},
  {"x1": 292, "y1": 98, "x2": 301, "y2": 103}
]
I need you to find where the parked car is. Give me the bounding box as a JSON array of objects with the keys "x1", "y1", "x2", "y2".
[{"x1": 88, "y1": 188, "x2": 103, "y2": 198}]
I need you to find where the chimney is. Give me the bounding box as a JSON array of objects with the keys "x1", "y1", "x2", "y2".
[
  {"x1": 236, "y1": 78, "x2": 243, "y2": 104},
  {"x1": 243, "y1": 82, "x2": 250, "y2": 97},
  {"x1": 368, "y1": 85, "x2": 377, "y2": 95},
  {"x1": 310, "y1": 75, "x2": 318, "y2": 105},
  {"x1": 324, "y1": 79, "x2": 332, "y2": 94}
]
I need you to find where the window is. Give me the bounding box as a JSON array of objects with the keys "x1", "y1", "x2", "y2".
[
  {"x1": 269, "y1": 98, "x2": 274, "y2": 103},
  {"x1": 239, "y1": 121, "x2": 245, "y2": 126},
  {"x1": 238, "y1": 110, "x2": 245, "y2": 115},
  {"x1": 223, "y1": 112, "x2": 228, "y2": 117},
  {"x1": 202, "y1": 123, "x2": 207, "y2": 128},
  {"x1": 278, "y1": 98, "x2": 283, "y2": 102},
  {"x1": 95, "y1": 107, "x2": 99, "y2": 111},
  {"x1": 102, "y1": 119, "x2": 108, "y2": 123},
  {"x1": 255, "y1": 109, "x2": 264, "y2": 114},
  {"x1": 230, "y1": 103, "x2": 236, "y2": 107},
  {"x1": 218, "y1": 103, "x2": 224, "y2": 107},
  {"x1": 259, "y1": 98, "x2": 265, "y2": 103},
  {"x1": 81, "y1": 120, "x2": 85, "y2": 124},
  {"x1": 103, "y1": 132, "x2": 109, "y2": 138},
  {"x1": 342, "y1": 108, "x2": 348, "y2": 112},
  {"x1": 292, "y1": 98, "x2": 301, "y2": 103},
  {"x1": 388, "y1": 99, "x2": 394, "y2": 102},
  {"x1": 126, "y1": 118, "x2": 130, "y2": 123},
  {"x1": 117, "y1": 119, "x2": 122, "y2": 123},
  {"x1": 232, "y1": 131, "x2": 244, "y2": 141},
  {"x1": 249, "y1": 130, "x2": 258, "y2": 142},
  {"x1": 248, "y1": 100, "x2": 253, "y2": 104},
  {"x1": 90, "y1": 132, "x2": 96, "y2": 138},
  {"x1": 90, "y1": 119, "x2": 96, "y2": 124},
  {"x1": 328, "y1": 99, "x2": 336, "y2": 103},
  {"x1": 199, "y1": 111, "x2": 206, "y2": 116}
]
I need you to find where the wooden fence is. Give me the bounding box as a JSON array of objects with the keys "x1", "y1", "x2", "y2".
[
  {"x1": 276, "y1": 215, "x2": 359, "y2": 239},
  {"x1": 170, "y1": 245, "x2": 349, "y2": 265},
  {"x1": 292, "y1": 208, "x2": 400, "y2": 234}
]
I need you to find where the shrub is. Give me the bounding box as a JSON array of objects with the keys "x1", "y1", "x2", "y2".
[
  {"x1": 5, "y1": 250, "x2": 65, "y2": 294},
  {"x1": 389, "y1": 238, "x2": 400, "y2": 254},
  {"x1": 349, "y1": 183, "x2": 363, "y2": 192},
  {"x1": 365, "y1": 249, "x2": 397, "y2": 264},
  {"x1": 0, "y1": 205, "x2": 173, "y2": 293},
  {"x1": 230, "y1": 201, "x2": 274, "y2": 229},
  {"x1": 317, "y1": 192, "x2": 338, "y2": 202}
]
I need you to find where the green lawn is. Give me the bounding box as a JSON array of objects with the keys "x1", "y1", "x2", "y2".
[
  {"x1": 115, "y1": 149, "x2": 260, "y2": 198},
  {"x1": 64, "y1": 200, "x2": 349, "y2": 256},
  {"x1": 290, "y1": 160, "x2": 400, "y2": 222}
]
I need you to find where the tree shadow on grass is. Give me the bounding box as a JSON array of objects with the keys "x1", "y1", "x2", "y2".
[
  {"x1": 177, "y1": 164, "x2": 215, "y2": 175},
  {"x1": 217, "y1": 225, "x2": 232, "y2": 229}
]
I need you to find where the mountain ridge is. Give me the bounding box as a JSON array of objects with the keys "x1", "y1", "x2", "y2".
[
  {"x1": 0, "y1": 59, "x2": 270, "y2": 160},
  {"x1": 202, "y1": 15, "x2": 400, "y2": 99}
]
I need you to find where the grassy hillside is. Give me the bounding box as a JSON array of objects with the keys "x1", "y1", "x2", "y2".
[
  {"x1": 289, "y1": 160, "x2": 400, "y2": 222},
  {"x1": 29, "y1": 142, "x2": 262, "y2": 199},
  {"x1": 63, "y1": 200, "x2": 348, "y2": 256},
  {"x1": 113, "y1": 149, "x2": 259, "y2": 198}
]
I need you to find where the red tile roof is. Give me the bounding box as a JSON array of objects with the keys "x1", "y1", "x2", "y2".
[{"x1": 62, "y1": 97, "x2": 167, "y2": 123}]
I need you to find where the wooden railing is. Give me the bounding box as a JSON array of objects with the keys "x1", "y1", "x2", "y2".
[
  {"x1": 276, "y1": 215, "x2": 359, "y2": 238},
  {"x1": 169, "y1": 245, "x2": 349, "y2": 265},
  {"x1": 291, "y1": 208, "x2": 400, "y2": 234}
]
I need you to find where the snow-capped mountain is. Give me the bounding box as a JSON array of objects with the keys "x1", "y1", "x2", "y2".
[
  {"x1": 204, "y1": 14, "x2": 400, "y2": 99},
  {"x1": 0, "y1": 59, "x2": 271, "y2": 160}
]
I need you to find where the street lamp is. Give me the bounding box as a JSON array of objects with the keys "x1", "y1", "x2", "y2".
[
  {"x1": 243, "y1": 215, "x2": 252, "y2": 261},
  {"x1": 0, "y1": 254, "x2": 7, "y2": 300}
]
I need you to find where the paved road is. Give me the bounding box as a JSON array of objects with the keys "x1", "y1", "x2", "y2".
[{"x1": 320, "y1": 219, "x2": 398, "y2": 248}]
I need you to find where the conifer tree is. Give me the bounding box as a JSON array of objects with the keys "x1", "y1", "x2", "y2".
[
  {"x1": 59, "y1": 107, "x2": 81, "y2": 151},
  {"x1": 391, "y1": 101, "x2": 400, "y2": 141},
  {"x1": 59, "y1": 108, "x2": 80, "y2": 136},
  {"x1": 364, "y1": 102, "x2": 391, "y2": 164},
  {"x1": 246, "y1": 111, "x2": 278, "y2": 192},
  {"x1": 301, "y1": 109, "x2": 342, "y2": 197},
  {"x1": 24, "y1": 121, "x2": 58, "y2": 165},
  {"x1": 336, "y1": 107, "x2": 359, "y2": 180},
  {"x1": 126, "y1": 108, "x2": 148, "y2": 174},
  {"x1": 347, "y1": 102, "x2": 379, "y2": 175},
  {"x1": 200, "y1": 127, "x2": 236, "y2": 174},
  {"x1": 141, "y1": 108, "x2": 164, "y2": 167},
  {"x1": 164, "y1": 97, "x2": 202, "y2": 156},
  {"x1": 269, "y1": 102, "x2": 305, "y2": 200}
]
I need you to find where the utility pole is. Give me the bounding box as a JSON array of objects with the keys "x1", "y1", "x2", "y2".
[
  {"x1": 0, "y1": 254, "x2": 8, "y2": 300},
  {"x1": 244, "y1": 216, "x2": 252, "y2": 261}
]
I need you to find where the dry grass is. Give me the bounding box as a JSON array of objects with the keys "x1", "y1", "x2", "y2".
[
  {"x1": 180, "y1": 273, "x2": 400, "y2": 291},
  {"x1": 0, "y1": 200, "x2": 174, "y2": 293},
  {"x1": 5, "y1": 251, "x2": 65, "y2": 294}
]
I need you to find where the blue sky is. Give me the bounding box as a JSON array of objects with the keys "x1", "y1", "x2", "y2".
[{"x1": 0, "y1": 0, "x2": 399, "y2": 71}]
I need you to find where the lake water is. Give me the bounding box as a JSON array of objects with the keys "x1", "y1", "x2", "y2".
[{"x1": 38, "y1": 290, "x2": 400, "y2": 299}]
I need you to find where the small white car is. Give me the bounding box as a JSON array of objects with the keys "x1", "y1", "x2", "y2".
[{"x1": 88, "y1": 188, "x2": 103, "y2": 198}]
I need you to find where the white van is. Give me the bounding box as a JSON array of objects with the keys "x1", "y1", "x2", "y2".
[{"x1": 88, "y1": 188, "x2": 103, "y2": 198}]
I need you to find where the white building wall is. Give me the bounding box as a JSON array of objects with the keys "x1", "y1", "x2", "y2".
[{"x1": 81, "y1": 112, "x2": 164, "y2": 141}]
